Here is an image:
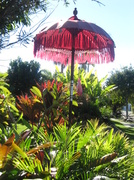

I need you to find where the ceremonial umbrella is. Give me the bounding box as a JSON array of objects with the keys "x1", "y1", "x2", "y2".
[{"x1": 34, "y1": 8, "x2": 115, "y2": 124}]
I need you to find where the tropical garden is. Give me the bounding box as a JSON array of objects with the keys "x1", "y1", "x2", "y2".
[
  {"x1": 0, "y1": 57, "x2": 134, "y2": 179},
  {"x1": 1, "y1": 0, "x2": 134, "y2": 179}
]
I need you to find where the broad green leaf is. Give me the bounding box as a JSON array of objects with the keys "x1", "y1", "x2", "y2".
[
  {"x1": 12, "y1": 142, "x2": 27, "y2": 159},
  {"x1": 3, "y1": 121, "x2": 8, "y2": 126},
  {"x1": 33, "y1": 98, "x2": 41, "y2": 103},
  {"x1": 72, "y1": 100, "x2": 78, "y2": 106},
  {"x1": 50, "y1": 92, "x2": 56, "y2": 99},
  {"x1": 0, "y1": 86, "x2": 11, "y2": 95},
  {"x1": 17, "y1": 112, "x2": 24, "y2": 123},
  {"x1": 8, "y1": 102, "x2": 19, "y2": 112},
  {"x1": 21, "y1": 119, "x2": 31, "y2": 129},
  {"x1": 101, "y1": 85, "x2": 115, "y2": 96},
  {"x1": 30, "y1": 86, "x2": 42, "y2": 98}
]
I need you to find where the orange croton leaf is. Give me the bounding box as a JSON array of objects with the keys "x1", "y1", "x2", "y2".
[
  {"x1": 39, "y1": 80, "x2": 55, "y2": 92},
  {"x1": 0, "y1": 134, "x2": 15, "y2": 168},
  {"x1": 16, "y1": 94, "x2": 43, "y2": 123},
  {"x1": 47, "y1": 80, "x2": 52, "y2": 91}
]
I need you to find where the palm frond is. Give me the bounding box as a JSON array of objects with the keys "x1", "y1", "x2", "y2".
[{"x1": 13, "y1": 156, "x2": 43, "y2": 174}]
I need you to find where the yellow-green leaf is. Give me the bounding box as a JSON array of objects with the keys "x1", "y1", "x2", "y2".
[
  {"x1": 72, "y1": 100, "x2": 78, "y2": 106},
  {"x1": 8, "y1": 102, "x2": 19, "y2": 112},
  {"x1": 30, "y1": 86, "x2": 42, "y2": 98},
  {"x1": 12, "y1": 142, "x2": 27, "y2": 159}
]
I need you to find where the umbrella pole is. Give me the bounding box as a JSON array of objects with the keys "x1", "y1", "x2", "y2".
[{"x1": 69, "y1": 47, "x2": 75, "y2": 126}]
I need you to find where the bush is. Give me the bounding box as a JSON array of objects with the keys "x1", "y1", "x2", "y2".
[{"x1": 7, "y1": 57, "x2": 41, "y2": 97}]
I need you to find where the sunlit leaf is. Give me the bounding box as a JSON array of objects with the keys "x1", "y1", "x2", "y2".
[
  {"x1": 30, "y1": 86, "x2": 42, "y2": 98},
  {"x1": 108, "y1": 129, "x2": 113, "y2": 145},
  {"x1": 12, "y1": 142, "x2": 28, "y2": 159},
  {"x1": 0, "y1": 134, "x2": 15, "y2": 168},
  {"x1": 8, "y1": 102, "x2": 19, "y2": 112},
  {"x1": 72, "y1": 100, "x2": 78, "y2": 106},
  {"x1": 0, "y1": 86, "x2": 11, "y2": 94}
]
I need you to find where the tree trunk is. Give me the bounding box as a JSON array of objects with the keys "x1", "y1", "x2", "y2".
[{"x1": 126, "y1": 98, "x2": 128, "y2": 120}]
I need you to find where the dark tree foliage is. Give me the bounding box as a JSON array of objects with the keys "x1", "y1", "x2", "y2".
[
  {"x1": 0, "y1": 0, "x2": 76, "y2": 50},
  {"x1": 7, "y1": 57, "x2": 41, "y2": 96},
  {"x1": 0, "y1": 0, "x2": 47, "y2": 35},
  {"x1": 106, "y1": 65, "x2": 134, "y2": 119}
]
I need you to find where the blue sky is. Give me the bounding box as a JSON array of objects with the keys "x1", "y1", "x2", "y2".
[{"x1": 0, "y1": 0, "x2": 134, "y2": 78}]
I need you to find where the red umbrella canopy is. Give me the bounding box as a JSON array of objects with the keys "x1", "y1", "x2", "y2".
[
  {"x1": 34, "y1": 8, "x2": 115, "y2": 124},
  {"x1": 34, "y1": 8, "x2": 115, "y2": 65}
]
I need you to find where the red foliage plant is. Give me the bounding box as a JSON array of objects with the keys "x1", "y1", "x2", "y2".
[{"x1": 16, "y1": 80, "x2": 69, "y2": 129}]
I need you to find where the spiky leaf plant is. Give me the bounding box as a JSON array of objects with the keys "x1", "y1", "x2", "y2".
[
  {"x1": 0, "y1": 120, "x2": 134, "y2": 179},
  {"x1": 52, "y1": 120, "x2": 134, "y2": 179}
]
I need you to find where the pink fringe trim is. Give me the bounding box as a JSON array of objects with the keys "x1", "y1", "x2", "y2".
[{"x1": 34, "y1": 47, "x2": 114, "y2": 65}]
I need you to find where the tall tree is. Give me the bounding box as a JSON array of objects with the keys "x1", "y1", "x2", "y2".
[
  {"x1": 106, "y1": 65, "x2": 134, "y2": 119},
  {"x1": 7, "y1": 57, "x2": 41, "y2": 96}
]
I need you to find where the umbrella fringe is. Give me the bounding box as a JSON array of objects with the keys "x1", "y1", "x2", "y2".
[{"x1": 34, "y1": 46, "x2": 114, "y2": 65}]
